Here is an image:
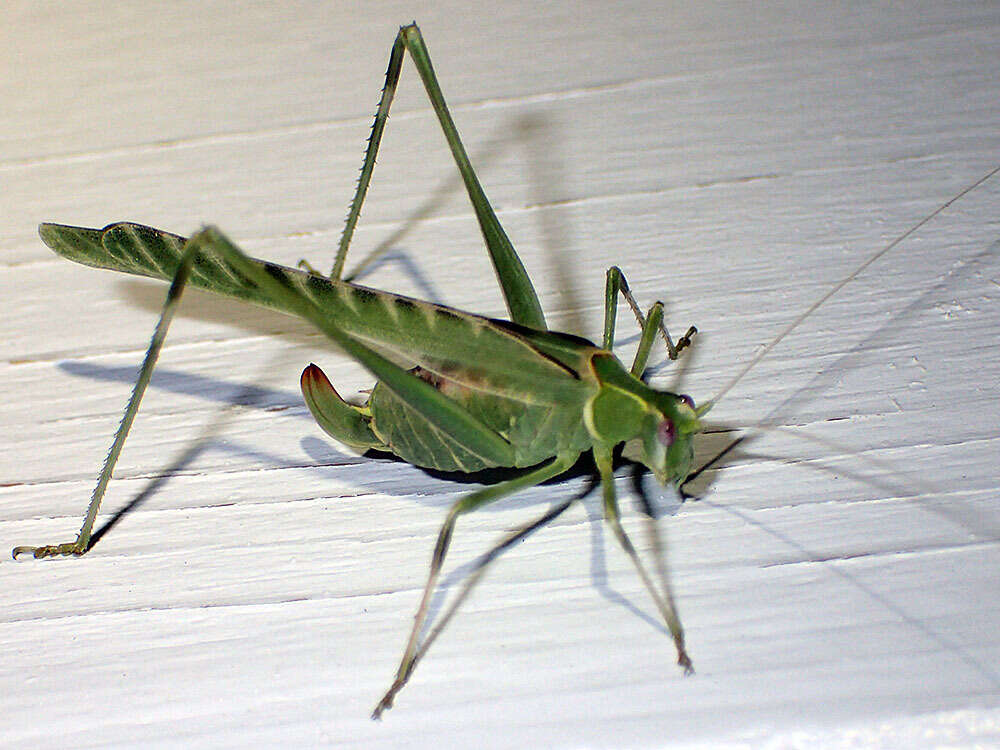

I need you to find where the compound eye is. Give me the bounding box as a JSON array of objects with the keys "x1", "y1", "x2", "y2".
[
  {"x1": 679, "y1": 394, "x2": 695, "y2": 410},
  {"x1": 657, "y1": 418, "x2": 676, "y2": 447}
]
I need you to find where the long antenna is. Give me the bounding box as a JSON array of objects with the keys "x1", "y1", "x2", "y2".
[{"x1": 706, "y1": 165, "x2": 1000, "y2": 410}]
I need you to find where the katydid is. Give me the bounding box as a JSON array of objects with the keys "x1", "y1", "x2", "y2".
[
  {"x1": 12, "y1": 22, "x2": 998, "y2": 719},
  {"x1": 13, "y1": 23, "x2": 701, "y2": 716}
]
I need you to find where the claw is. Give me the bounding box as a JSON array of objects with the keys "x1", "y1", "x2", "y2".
[
  {"x1": 12, "y1": 542, "x2": 84, "y2": 559},
  {"x1": 678, "y1": 649, "x2": 695, "y2": 676},
  {"x1": 371, "y1": 696, "x2": 391, "y2": 721},
  {"x1": 371, "y1": 675, "x2": 406, "y2": 720},
  {"x1": 675, "y1": 325, "x2": 698, "y2": 355},
  {"x1": 372, "y1": 684, "x2": 402, "y2": 720}
]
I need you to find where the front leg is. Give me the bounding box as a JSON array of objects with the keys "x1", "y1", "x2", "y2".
[
  {"x1": 593, "y1": 446, "x2": 693, "y2": 673},
  {"x1": 603, "y1": 266, "x2": 697, "y2": 370}
]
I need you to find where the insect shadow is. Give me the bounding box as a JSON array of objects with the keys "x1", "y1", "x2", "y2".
[
  {"x1": 64, "y1": 355, "x2": 685, "y2": 639},
  {"x1": 374, "y1": 444, "x2": 690, "y2": 636},
  {"x1": 78, "y1": 373, "x2": 297, "y2": 550}
]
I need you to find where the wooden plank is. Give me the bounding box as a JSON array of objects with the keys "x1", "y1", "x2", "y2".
[{"x1": 2, "y1": 1, "x2": 998, "y2": 745}]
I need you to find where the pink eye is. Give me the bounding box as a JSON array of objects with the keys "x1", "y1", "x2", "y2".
[
  {"x1": 657, "y1": 419, "x2": 676, "y2": 447},
  {"x1": 679, "y1": 394, "x2": 695, "y2": 409}
]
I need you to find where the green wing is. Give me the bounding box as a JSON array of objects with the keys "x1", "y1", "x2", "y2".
[{"x1": 40, "y1": 222, "x2": 597, "y2": 408}]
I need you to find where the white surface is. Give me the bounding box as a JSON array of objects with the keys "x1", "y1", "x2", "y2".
[{"x1": 2, "y1": 2, "x2": 999, "y2": 747}]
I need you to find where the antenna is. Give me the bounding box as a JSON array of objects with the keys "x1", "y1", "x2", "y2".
[{"x1": 703, "y1": 165, "x2": 1000, "y2": 410}]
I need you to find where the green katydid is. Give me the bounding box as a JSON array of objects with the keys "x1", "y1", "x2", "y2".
[
  {"x1": 13, "y1": 23, "x2": 702, "y2": 716},
  {"x1": 12, "y1": 22, "x2": 998, "y2": 719}
]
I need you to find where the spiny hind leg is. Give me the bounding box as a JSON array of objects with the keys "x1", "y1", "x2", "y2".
[
  {"x1": 13, "y1": 235, "x2": 204, "y2": 560},
  {"x1": 318, "y1": 24, "x2": 546, "y2": 329}
]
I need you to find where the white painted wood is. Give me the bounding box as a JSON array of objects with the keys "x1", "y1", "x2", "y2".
[{"x1": 2, "y1": 2, "x2": 998, "y2": 746}]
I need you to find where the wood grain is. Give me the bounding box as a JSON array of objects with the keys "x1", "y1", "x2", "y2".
[{"x1": 2, "y1": 1, "x2": 998, "y2": 746}]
